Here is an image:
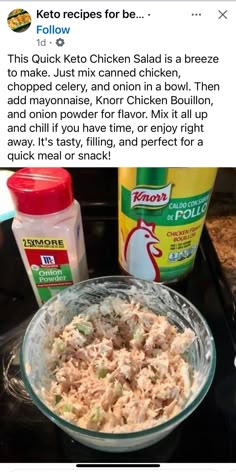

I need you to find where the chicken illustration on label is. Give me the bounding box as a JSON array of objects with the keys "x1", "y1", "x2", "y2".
[
  {"x1": 119, "y1": 168, "x2": 218, "y2": 282},
  {"x1": 123, "y1": 219, "x2": 162, "y2": 282}
]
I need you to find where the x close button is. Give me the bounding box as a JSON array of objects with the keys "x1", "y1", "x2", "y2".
[{"x1": 218, "y1": 10, "x2": 228, "y2": 19}]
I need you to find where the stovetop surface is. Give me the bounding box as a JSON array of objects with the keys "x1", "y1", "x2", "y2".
[{"x1": 0, "y1": 212, "x2": 236, "y2": 463}]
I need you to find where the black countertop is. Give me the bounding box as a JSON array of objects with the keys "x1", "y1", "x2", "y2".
[{"x1": 0, "y1": 204, "x2": 236, "y2": 463}]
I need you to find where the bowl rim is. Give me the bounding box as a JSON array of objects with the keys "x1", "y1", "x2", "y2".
[{"x1": 20, "y1": 275, "x2": 216, "y2": 439}]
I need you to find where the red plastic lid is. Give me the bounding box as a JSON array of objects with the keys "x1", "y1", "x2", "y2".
[{"x1": 7, "y1": 168, "x2": 74, "y2": 215}]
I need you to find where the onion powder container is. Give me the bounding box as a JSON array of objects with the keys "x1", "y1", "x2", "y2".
[{"x1": 7, "y1": 168, "x2": 88, "y2": 306}]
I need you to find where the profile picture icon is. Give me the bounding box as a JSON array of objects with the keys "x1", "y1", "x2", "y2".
[{"x1": 7, "y1": 9, "x2": 31, "y2": 32}]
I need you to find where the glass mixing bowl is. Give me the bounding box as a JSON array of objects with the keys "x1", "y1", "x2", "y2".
[{"x1": 20, "y1": 276, "x2": 216, "y2": 453}]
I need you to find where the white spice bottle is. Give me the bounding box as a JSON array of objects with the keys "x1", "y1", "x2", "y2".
[{"x1": 7, "y1": 168, "x2": 88, "y2": 306}]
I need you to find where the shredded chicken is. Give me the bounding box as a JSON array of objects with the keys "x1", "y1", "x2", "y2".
[{"x1": 43, "y1": 296, "x2": 196, "y2": 433}]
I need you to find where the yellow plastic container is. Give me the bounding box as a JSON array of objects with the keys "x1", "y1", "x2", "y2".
[{"x1": 118, "y1": 168, "x2": 217, "y2": 282}]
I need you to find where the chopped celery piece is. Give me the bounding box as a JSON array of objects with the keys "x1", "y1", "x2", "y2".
[
  {"x1": 75, "y1": 323, "x2": 93, "y2": 335},
  {"x1": 90, "y1": 407, "x2": 102, "y2": 423},
  {"x1": 97, "y1": 367, "x2": 109, "y2": 379},
  {"x1": 62, "y1": 404, "x2": 73, "y2": 413},
  {"x1": 55, "y1": 395, "x2": 62, "y2": 405},
  {"x1": 57, "y1": 340, "x2": 66, "y2": 353},
  {"x1": 133, "y1": 328, "x2": 143, "y2": 342}
]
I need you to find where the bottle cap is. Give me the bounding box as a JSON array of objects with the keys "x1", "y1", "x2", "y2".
[{"x1": 7, "y1": 168, "x2": 74, "y2": 215}]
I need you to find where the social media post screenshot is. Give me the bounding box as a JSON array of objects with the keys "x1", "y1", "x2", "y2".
[
  {"x1": 0, "y1": 1, "x2": 236, "y2": 471},
  {"x1": 0, "y1": 1, "x2": 235, "y2": 167}
]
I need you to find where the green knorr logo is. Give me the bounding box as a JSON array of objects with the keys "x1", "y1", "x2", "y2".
[
  {"x1": 122, "y1": 186, "x2": 212, "y2": 226},
  {"x1": 131, "y1": 183, "x2": 172, "y2": 209}
]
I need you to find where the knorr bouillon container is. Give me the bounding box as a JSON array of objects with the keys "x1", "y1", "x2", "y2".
[{"x1": 118, "y1": 168, "x2": 217, "y2": 282}]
